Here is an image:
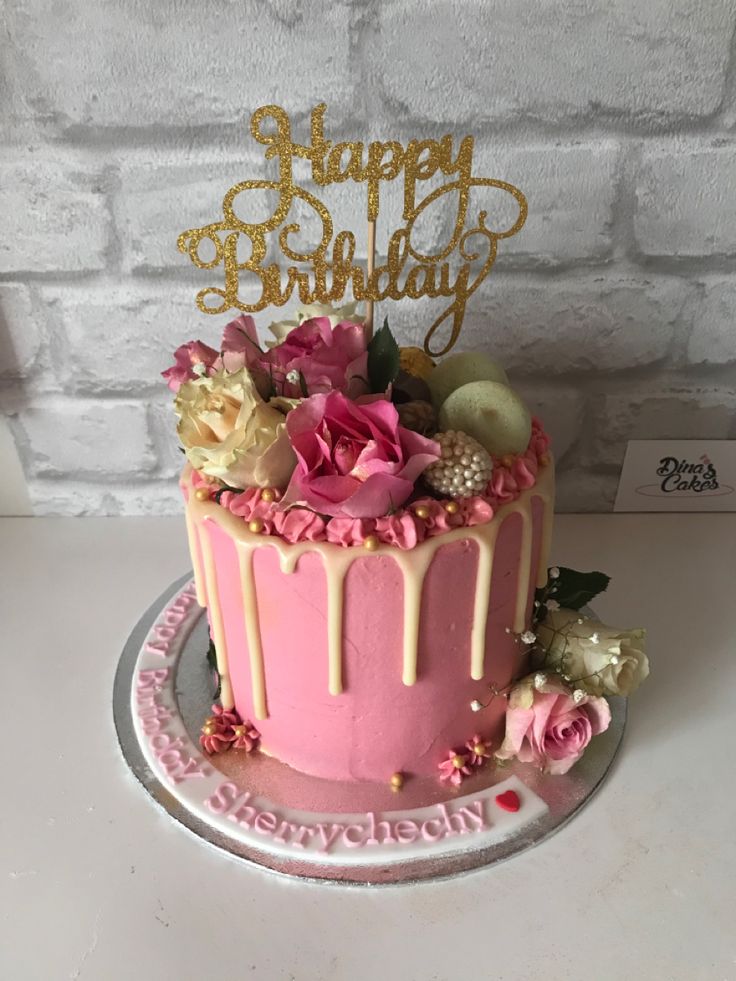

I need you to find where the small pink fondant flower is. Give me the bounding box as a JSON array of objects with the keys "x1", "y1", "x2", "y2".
[
  {"x1": 162, "y1": 340, "x2": 219, "y2": 392},
  {"x1": 231, "y1": 721, "x2": 261, "y2": 752},
  {"x1": 280, "y1": 391, "x2": 440, "y2": 519},
  {"x1": 495, "y1": 675, "x2": 611, "y2": 775},
  {"x1": 199, "y1": 703, "x2": 240, "y2": 754},
  {"x1": 438, "y1": 750, "x2": 473, "y2": 786},
  {"x1": 210, "y1": 703, "x2": 240, "y2": 728},
  {"x1": 465, "y1": 734, "x2": 492, "y2": 767}
]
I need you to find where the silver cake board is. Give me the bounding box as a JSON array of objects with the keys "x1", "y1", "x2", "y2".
[{"x1": 113, "y1": 574, "x2": 626, "y2": 886}]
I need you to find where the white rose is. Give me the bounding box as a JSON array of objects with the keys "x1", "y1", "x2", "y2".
[
  {"x1": 536, "y1": 608, "x2": 649, "y2": 697},
  {"x1": 175, "y1": 369, "x2": 298, "y2": 489}
]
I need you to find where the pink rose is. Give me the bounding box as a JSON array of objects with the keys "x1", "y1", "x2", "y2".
[
  {"x1": 219, "y1": 315, "x2": 261, "y2": 373},
  {"x1": 242, "y1": 316, "x2": 369, "y2": 399},
  {"x1": 496, "y1": 675, "x2": 611, "y2": 775},
  {"x1": 162, "y1": 340, "x2": 219, "y2": 392},
  {"x1": 281, "y1": 391, "x2": 440, "y2": 518}
]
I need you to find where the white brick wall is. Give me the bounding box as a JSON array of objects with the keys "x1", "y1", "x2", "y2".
[{"x1": 1, "y1": 0, "x2": 736, "y2": 515}]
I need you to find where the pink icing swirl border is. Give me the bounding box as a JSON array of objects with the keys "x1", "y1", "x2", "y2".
[{"x1": 194, "y1": 418, "x2": 551, "y2": 550}]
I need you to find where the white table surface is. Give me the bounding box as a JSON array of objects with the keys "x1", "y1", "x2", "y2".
[{"x1": 2, "y1": 513, "x2": 735, "y2": 981}]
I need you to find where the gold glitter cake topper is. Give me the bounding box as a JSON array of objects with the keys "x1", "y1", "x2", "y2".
[{"x1": 178, "y1": 103, "x2": 527, "y2": 356}]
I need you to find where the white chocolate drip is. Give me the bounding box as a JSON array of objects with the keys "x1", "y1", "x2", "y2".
[
  {"x1": 469, "y1": 522, "x2": 500, "y2": 681},
  {"x1": 235, "y1": 543, "x2": 268, "y2": 720},
  {"x1": 184, "y1": 504, "x2": 208, "y2": 607},
  {"x1": 512, "y1": 505, "x2": 533, "y2": 634},
  {"x1": 183, "y1": 462, "x2": 555, "y2": 715},
  {"x1": 392, "y1": 548, "x2": 437, "y2": 685},
  {"x1": 196, "y1": 521, "x2": 234, "y2": 710},
  {"x1": 536, "y1": 491, "x2": 555, "y2": 588}
]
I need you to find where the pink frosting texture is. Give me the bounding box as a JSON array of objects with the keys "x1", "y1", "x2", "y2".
[{"x1": 205, "y1": 418, "x2": 551, "y2": 549}]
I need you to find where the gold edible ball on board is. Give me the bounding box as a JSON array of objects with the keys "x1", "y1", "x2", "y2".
[
  {"x1": 260, "y1": 488, "x2": 275, "y2": 503},
  {"x1": 363, "y1": 535, "x2": 380, "y2": 551},
  {"x1": 414, "y1": 504, "x2": 430, "y2": 520},
  {"x1": 444, "y1": 500, "x2": 460, "y2": 515},
  {"x1": 248, "y1": 519, "x2": 264, "y2": 534},
  {"x1": 390, "y1": 772, "x2": 404, "y2": 791},
  {"x1": 194, "y1": 487, "x2": 211, "y2": 502}
]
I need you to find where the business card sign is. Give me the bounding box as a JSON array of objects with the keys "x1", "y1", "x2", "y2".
[{"x1": 614, "y1": 440, "x2": 736, "y2": 512}]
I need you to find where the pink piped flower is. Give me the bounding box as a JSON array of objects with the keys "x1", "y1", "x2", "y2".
[
  {"x1": 437, "y1": 750, "x2": 473, "y2": 787},
  {"x1": 271, "y1": 507, "x2": 327, "y2": 544},
  {"x1": 529, "y1": 417, "x2": 551, "y2": 461},
  {"x1": 374, "y1": 511, "x2": 425, "y2": 549},
  {"x1": 460, "y1": 497, "x2": 494, "y2": 527},
  {"x1": 412, "y1": 497, "x2": 465, "y2": 536},
  {"x1": 325, "y1": 516, "x2": 377, "y2": 547}
]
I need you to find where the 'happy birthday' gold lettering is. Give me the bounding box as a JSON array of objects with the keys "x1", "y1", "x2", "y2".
[{"x1": 178, "y1": 104, "x2": 527, "y2": 356}]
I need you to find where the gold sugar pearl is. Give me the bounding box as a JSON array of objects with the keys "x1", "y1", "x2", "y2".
[
  {"x1": 260, "y1": 488, "x2": 276, "y2": 503},
  {"x1": 452, "y1": 754, "x2": 466, "y2": 769},
  {"x1": 248, "y1": 519, "x2": 264, "y2": 534},
  {"x1": 414, "y1": 504, "x2": 430, "y2": 520},
  {"x1": 194, "y1": 487, "x2": 211, "y2": 502},
  {"x1": 501, "y1": 454, "x2": 515, "y2": 469},
  {"x1": 363, "y1": 534, "x2": 380, "y2": 551},
  {"x1": 201, "y1": 722, "x2": 216, "y2": 736},
  {"x1": 390, "y1": 772, "x2": 404, "y2": 791},
  {"x1": 444, "y1": 500, "x2": 460, "y2": 515},
  {"x1": 473, "y1": 742, "x2": 487, "y2": 756}
]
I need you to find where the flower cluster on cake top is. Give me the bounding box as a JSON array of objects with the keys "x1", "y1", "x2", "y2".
[{"x1": 164, "y1": 303, "x2": 551, "y2": 547}]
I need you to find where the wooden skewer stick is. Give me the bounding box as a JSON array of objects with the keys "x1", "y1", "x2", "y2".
[{"x1": 365, "y1": 218, "x2": 376, "y2": 340}]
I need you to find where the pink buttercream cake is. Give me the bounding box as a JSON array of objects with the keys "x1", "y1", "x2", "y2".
[{"x1": 181, "y1": 442, "x2": 554, "y2": 782}]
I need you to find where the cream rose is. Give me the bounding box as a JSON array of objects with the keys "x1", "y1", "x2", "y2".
[
  {"x1": 536, "y1": 608, "x2": 649, "y2": 698},
  {"x1": 175, "y1": 369, "x2": 298, "y2": 489}
]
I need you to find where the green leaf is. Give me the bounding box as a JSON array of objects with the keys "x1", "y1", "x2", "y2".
[
  {"x1": 547, "y1": 567, "x2": 611, "y2": 611},
  {"x1": 367, "y1": 318, "x2": 400, "y2": 393}
]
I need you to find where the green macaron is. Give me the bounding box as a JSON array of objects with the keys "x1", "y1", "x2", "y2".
[
  {"x1": 427, "y1": 352, "x2": 509, "y2": 409},
  {"x1": 438, "y1": 380, "x2": 532, "y2": 456}
]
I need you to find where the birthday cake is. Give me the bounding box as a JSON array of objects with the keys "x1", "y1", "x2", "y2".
[{"x1": 135, "y1": 105, "x2": 648, "y2": 874}]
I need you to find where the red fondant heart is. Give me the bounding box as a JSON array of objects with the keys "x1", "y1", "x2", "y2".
[{"x1": 495, "y1": 790, "x2": 521, "y2": 813}]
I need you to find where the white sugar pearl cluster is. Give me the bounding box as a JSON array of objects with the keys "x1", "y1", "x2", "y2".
[{"x1": 424, "y1": 430, "x2": 493, "y2": 499}]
